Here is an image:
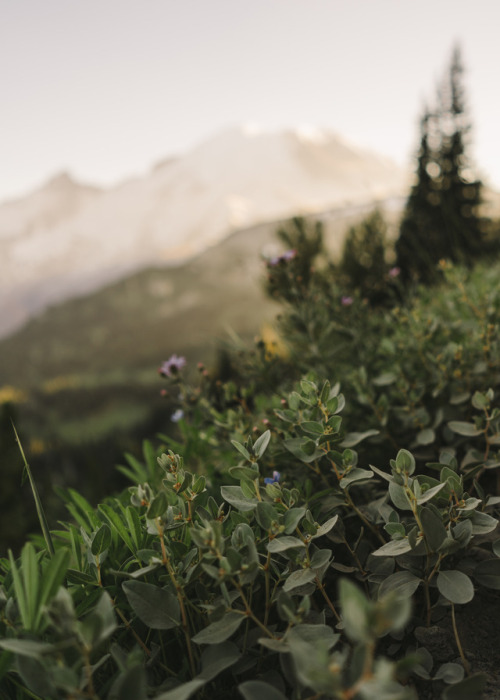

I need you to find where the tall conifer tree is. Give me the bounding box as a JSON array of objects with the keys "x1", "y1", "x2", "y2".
[{"x1": 395, "y1": 46, "x2": 484, "y2": 283}]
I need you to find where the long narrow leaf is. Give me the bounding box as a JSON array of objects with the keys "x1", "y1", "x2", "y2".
[
  {"x1": 8, "y1": 550, "x2": 29, "y2": 629},
  {"x1": 21, "y1": 543, "x2": 39, "y2": 631},
  {"x1": 34, "y1": 548, "x2": 71, "y2": 630},
  {"x1": 98, "y1": 504, "x2": 135, "y2": 553},
  {"x1": 12, "y1": 423, "x2": 54, "y2": 556}
]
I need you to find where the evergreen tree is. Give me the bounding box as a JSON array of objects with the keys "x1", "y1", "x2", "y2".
[{"x1": 396, "y1": 46, "x2": 485, "y2": 284}]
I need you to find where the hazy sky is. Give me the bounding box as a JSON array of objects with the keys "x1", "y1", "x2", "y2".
[{"x1": 2, "y1": 0, "x2": 500, "y2": 202}]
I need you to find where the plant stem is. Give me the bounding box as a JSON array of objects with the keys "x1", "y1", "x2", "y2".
[
  {"x1": 263, "y1": 550, "x2": 272, "y2": 627},
  {"x1": 157, "y1": 522, "x2": 197, "y2": 677},
  {"x1": 451, "y1": 603, "x2": 471, "y2": 676},
  {"x1": 315, "y1": 576, "x2": 341, "y2": 622},
  {"x1": 233, "y1": 579, "x2": 275, "y2": 638}
]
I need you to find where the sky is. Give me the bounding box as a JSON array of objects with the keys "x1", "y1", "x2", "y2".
[{"x1": 2, "y1": 0, "x2": 500, "y2": 203}]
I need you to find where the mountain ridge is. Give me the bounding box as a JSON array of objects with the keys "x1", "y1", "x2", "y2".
[{"x1": 0, "y1": 125, "x2": 408, "y2": 338}]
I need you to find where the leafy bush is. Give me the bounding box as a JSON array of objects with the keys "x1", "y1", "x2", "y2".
[{"x1": 1, "y1": 230, "x2": 500, "y2": 698}]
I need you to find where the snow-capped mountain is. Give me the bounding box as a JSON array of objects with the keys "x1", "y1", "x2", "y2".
[{"x1": 0, "y1": 125, "x2": 407, "y2": 338}]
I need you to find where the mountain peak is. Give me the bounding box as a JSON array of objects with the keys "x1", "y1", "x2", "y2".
[{"x1": 0, "y1": 125, "x2": 408, "y2": 339}]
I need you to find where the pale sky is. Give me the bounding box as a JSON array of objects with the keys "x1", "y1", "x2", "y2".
[{"x1": 2, "y1": 0, "x2": 500, "y2": 203}]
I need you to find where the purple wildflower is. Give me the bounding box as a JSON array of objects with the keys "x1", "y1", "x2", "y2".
[
  {"x1": 268, "y1": 249, "x2": 297, "y2": 267},
  {"x1": 159, "y1": 354, "x2": 187, "y2": 377},
  {"x1": 171, "y1": 409, "x2": 184, "y2": 423},
  {"x1": 341, "y1": 296, "x2": 354, "y2": 306},
  {"x1": 389, "y1": 266, "x2": 401, "y2": 278},
  {"x1": 264, "y1": 470, "x2": 281, "y2": 485}
]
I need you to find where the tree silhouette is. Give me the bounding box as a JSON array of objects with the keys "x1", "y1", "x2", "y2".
[{"x1": 396, "y1": 46, "x2": 485, "y2": 284}]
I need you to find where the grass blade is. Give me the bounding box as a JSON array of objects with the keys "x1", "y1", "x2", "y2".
[
  {"x1": 8, "y1": 550, "x2": 28, "y2": 629},
  {"x1": 21, "y1": 543, "x2": 39, "y2": 631},
  {"x1": 11, "y1": 422, "x2": 54, "y2": 556}
]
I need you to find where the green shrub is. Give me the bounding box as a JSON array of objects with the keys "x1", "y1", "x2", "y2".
[{"x1": 2, "y1": 229, "x2": 500, "y2": 698}]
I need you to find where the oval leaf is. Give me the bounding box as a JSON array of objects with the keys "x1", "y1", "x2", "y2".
[
  {"x1": 283, "y1": 568, "x2": 316, "y2": 593},
  {"x1": 267, "y1": 536, "x2": 305, "y2": 553},
  {"x1": 474, "y1": 558, "x2": 500, "y2": 590},
  {"x1": 192, "y1": 611, "x2": 244, "y2": 645},
  {"x1": 378, "y1": 571, "x2": 421, "y2": 599},
  {"x1": 447, "y1": 421, "x2": 482, "y2": 437},
  {"x1": 122, "y1": 580, "x2": 180, "y2": 629},
  {"x1": 436, "y1": 570, "x2": 474, "y2": 604}
]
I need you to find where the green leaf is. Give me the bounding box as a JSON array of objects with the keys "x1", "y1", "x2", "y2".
[
  {"x1": 11, "y1": 423, "x2": 55, "y2": 556},
  {"x1": 474, "y1": 558, "x2": 500, "y2": 590},
  {"x1": 221, "y1": 486, "x2": 258, "y2": 511},
  {"x1": 395, "y1": 449, "x2": 416, "y2": 475},
  {"x1": 311, "y1": 514, "x2": 339, "y2": 539},
  {"x1": 125, "y1": 506, "x2": 143, "y2": 552},
  {"x1": 192, "y1": 611, "x2": 244, "y2": 644},
  {"x1": 283, "y1": 568, "x2": 316, "y2": 592},
  {"x1": 267, "y1": 536, "x2": 305, "y2": 553},
  {"x1": 447, "y1": 421, "x2": 482, "y2": 437},
  {"x1": 434, "y1": 662, "x2": 464, "y2": 683},
  {"x1": 339, "y1": 579, "x2": 370, "y2": 643},
  {"x1": 239, "y1": 680, "x2": 288, "y2": 700},
  {"x1": 147, "y1": 492, "x2": 168, "y2": 519},
  {"x1": 253, "y1": 430, "x2": 271, "y2": 459},
  {"x1": 156, "y1": 680, "x2": 204, "y2": 700},
  {"x1": 8, "y1": 549, "x2": 29, "y2": 630},
  {"x1": 231, "y1": 440, "x2": 251, "y2": 460},
  {"x1": 21, "y1": 542, "x2": 39, "y2": 631},
  {"x1": 471, "y1": 391, "x2": 490, "y2": 410},
  {"x1": 109, "y1": 665, "x2": 147, "y2": 700},
  {"x1": 339, "y1": 468, "x2": 373, "y2": 489},
  {"x1": 229, "y1": 466, "x2": 260, "y2": 481},
  {"x1": 0, "y1": 639, "x2": 55, "y2": 658},
  {"x1": 388, "y1": 482, "x2": 412, "y2": 511},
  {"x1": 284, "y1": 507, "x2": 306, "y2": 534},
  {"x1": 283, "y1": 437, "x2": 324, "y2": 463},
  {"x1": 470, "y1": 511, "x2": 498, "y2": 534},
  {"x1": 16, "y1": 654, "x2": 56, "y2": 698},
  {"x1": 91, "y1": 524, "x2": 112, "y2": 556},
  {"x1": 122, "y1": 581, "x2": 180, "y2": 629},
  {"x1": 288, "y1": 623, "x2": 340, "y2": 649},
  {"x1": 36, "y1": 547, "x2": 71, "y2": 630},
  {"x1": 378, "y1": 571, "x2": 421, "y2": 599},
  {"x1": 301, "y1": 421, "x2": 325, "y2": 436},
  {"x1": 420, "y1": 507, "x2": 447, "y2": 552},
  {"x1": 340, "y1": 429, "x2": 379, "y2": 448},
  {"x1": 372, "y1": 372, "x2": 397, "y2": 386},
  {"x1": 255, "y1": 501, "x2": 276, "y2": 530},
  {"x1": 441, "y1": 673, "x2": 488, "y2": 700},
  {"x1": 436, "y1": 570, "x2": 474, "y2": 604},
  {"x1": 370, "y1": 464, "x2": 393, "y2": 482},
  {"x1": 372, "y1": 538, "x2": 413, "y2": 557},
  {"x1": 416, "y1": 482, "x2": 446, "y2": 505},
  {"x1": 197, "y1": 641, "x2": 241, "y2": 679},
  {"x1": 416, "y1": 428, "x2": 435, "y2": 445},
  {"x1": 98, "y1": 503, "x2": 135, "y2": 553}
]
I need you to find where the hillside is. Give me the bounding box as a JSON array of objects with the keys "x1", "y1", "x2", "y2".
[{"x1": 0, "y1": 198, "x2": 405, "y2": 392}]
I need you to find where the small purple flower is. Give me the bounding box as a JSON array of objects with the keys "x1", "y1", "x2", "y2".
[
  {"x1": 268, "y1": 249, "x2": 297, "y2": 267},
  {"x1": 264, "y1": 470, "x2": 281, "y2": 485},
  {"x1": 341, "y1": 296, "x2": 353, "y2": 306},
  {"x1": 389, "y1": 266, "x2": 401, "y2": 278},
  {"x1": 159, "y1": 354, "x2": 187, "y2": 377},
  {"x1": 171, "y1": 409, "x2": 184, "y2": 423}
]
